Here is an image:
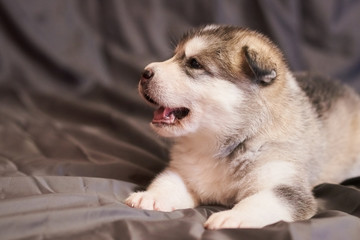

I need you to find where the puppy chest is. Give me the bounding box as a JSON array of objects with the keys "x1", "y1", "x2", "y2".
[{"x1": 172, "y1": 156, "x2": 253, "y2": 206}]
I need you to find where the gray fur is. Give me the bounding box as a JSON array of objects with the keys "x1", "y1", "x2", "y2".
[
  {"x1": 274, "y1": 185, "x2": 317, "y2": 220},
  {"x1": 294, "y1": 72, "x2": 346, "y2": 118}
]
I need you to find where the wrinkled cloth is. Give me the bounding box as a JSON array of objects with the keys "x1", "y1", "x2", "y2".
[{"x1": 0, "y1": 0, "x2": 360, "y2": 239}]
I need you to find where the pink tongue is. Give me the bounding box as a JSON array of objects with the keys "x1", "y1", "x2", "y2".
[{"x1": 153, "y1": 107, "x2": 175, "y2": 124}]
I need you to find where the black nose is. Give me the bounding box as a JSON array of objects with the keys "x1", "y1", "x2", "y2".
[{"x1": 142, "y1": 69, "x2": 154, "y2": 80}]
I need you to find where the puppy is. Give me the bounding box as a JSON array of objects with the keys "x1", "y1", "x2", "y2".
[{"x1": 125, "y1": 25, "x2": 360, "y2": 229}]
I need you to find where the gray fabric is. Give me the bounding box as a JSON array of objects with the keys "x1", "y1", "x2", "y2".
[{"x1": 0, "y1": 0, "x2": 359, "y2": 239}]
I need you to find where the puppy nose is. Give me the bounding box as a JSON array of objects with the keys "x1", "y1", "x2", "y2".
[{"x1": 142, "y1": 69, "x2": 154, "y2": 80}]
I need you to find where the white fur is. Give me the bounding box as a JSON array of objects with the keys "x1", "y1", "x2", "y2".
[
  {"x1": 145, "y1": 55, "x2": 246, "y2": 138},
  {"x1": 205, "y1": 190, "x2": 293, "y2": 229},
  {"x1": 184, "y1": 37, "x2": 207, "y2": 58},
  {"x1": 203, "y1": 24, "x2": 220, "y2": 31},
  {"x1": 125, "y1": 170, "x2": 195, "y2": 211},
  {"x1": 255, "y1": 161, "x2": 297, "y2": 189}
]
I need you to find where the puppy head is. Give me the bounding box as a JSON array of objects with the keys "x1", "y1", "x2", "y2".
[{"x1": 139, "y1": 25, "x2": 288, "y2": 138}]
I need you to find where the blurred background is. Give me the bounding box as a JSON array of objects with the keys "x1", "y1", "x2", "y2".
[
  {"x1": 1, "y1": 2, "x2": 360, "y2": 239},
  {"x1": 1, "y1": 0, "x2": 360, "y2": 93}
]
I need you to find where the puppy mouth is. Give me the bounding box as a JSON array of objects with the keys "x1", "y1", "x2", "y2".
[
  {"x1": 153, "y1": 106, "x2": 190, "y2": 125},
  {"x1": 143, "y1": 93, "x2": 190, "y2": 125}
]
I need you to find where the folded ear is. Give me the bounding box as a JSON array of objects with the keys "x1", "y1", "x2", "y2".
[{"x1": 242, "y1": 46, "x2": 277, "y2": 86}]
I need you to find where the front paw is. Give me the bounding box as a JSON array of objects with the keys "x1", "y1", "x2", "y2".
[
  {"x1": 204, "y1": 209, "x2": 273, "y2": 229},
  {"x1": 205, "y1": 210, "x2": 246, "y2": 229},
  {"x1": 125, "y1": 191, "x2": 175, "y2": 212}
]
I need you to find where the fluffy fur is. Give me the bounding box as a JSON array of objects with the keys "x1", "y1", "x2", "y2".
[{"x1": 125, "y1": 25, "x2": 360, "y2": 229}]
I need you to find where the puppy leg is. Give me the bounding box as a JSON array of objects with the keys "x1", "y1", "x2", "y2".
[
  {"x1": 205, "y1": 186, "x2": 316, "y2": 229},
  {"x1": 125, "y1": 169, "x2": 196, "y2": 212}
]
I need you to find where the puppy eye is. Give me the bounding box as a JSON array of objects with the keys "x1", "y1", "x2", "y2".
[{"x1": 188, "y1": 58, "x2": 202, "y2": 69}]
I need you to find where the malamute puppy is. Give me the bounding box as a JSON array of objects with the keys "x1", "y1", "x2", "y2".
[{"x1": 125, "y1": 25, "x2": 360, "y2": 229}]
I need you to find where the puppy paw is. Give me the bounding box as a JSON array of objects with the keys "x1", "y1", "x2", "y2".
[
  {"x1": 124, "y1": 191, "x2": 175, "y2": 212},
  {"x1": 204, "y1": 209, "x2": 271, "y2": 229}
]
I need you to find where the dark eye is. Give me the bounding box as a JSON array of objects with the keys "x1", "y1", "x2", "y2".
[{"x1": 188, "y1": 58, "x2": 202, "y2": 69}]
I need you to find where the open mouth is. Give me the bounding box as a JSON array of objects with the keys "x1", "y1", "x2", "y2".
[{"x1": 143, "y1": 93, "x2": 190, "y2": 125}]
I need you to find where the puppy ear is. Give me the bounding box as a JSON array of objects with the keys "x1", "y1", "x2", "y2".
[{"x1": 242, "y1": 46, "x2": 277, "y2": 86}]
